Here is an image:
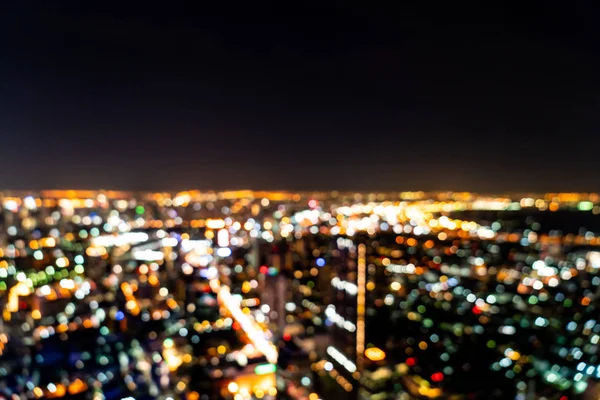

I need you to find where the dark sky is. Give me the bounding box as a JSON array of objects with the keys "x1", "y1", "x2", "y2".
[{"x1": 1, "y1": 2, "x2": 599, "y2": 192}]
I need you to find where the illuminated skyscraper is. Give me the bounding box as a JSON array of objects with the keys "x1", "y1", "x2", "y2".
[{"x1": 321, "y1": 238, "x2": 363, "y2": 398}]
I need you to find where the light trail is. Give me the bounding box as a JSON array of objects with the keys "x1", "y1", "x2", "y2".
[{"x1": 213, "y1": 280, "x2": 278, "y2": 364}]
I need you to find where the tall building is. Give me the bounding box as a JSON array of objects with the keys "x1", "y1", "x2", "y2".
[
  {"x1": 320, "y1": 237, "x2": 362, "y2": 398},
  {"x1": 321, "y1": 234, "x2": 407, "y2": 399}
]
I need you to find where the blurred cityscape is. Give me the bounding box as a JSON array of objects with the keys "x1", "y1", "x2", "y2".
[{"x1": 0, "y1": 189, "x2": 599, "y2": 399}]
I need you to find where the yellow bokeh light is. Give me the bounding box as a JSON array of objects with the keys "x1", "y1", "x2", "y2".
[
  {"x1": 228, "y1": 381, "x2": 239, "y2": 393},
  {"x1": 365, "y1": 347, "x2": 386, "y2": 362}
]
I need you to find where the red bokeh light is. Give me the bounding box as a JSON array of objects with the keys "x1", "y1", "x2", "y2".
[{"x1": 431, "y1": 372, "x2": 444, "y2": 382}]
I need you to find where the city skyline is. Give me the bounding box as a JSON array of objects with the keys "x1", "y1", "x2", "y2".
[
  {"x1": 2, "y1": 3, "x2": 600, "y2": 399},
  {"x1": 1, "y1": 189, "x2": 600, "y2": 399}
]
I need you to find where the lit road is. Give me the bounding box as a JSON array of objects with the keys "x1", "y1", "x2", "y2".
[{"x1": 210, "y1": 277, "x2": 278, "y2": 364}]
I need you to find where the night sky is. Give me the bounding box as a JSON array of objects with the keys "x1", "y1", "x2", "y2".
[{"x1": 1, "y1": 2, "x2": 599, "y2": 192}]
